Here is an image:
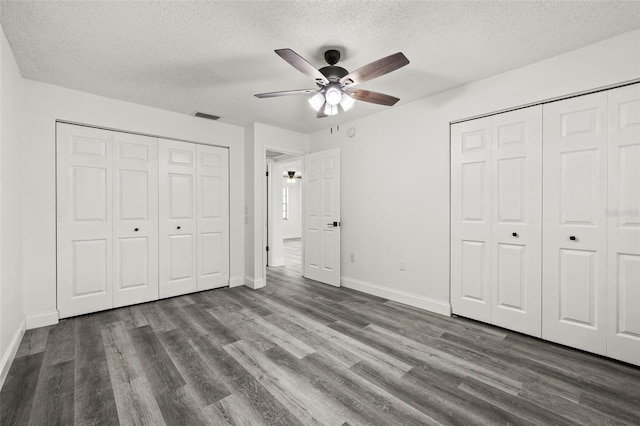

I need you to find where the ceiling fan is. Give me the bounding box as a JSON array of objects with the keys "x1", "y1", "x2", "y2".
[{"x1": 255, "y1": 48, "x2": 410, "y2": 118}]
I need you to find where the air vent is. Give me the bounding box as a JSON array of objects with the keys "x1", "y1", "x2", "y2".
[{"x1": 192, "y1": 111, "x2": 220, "y2": 121}]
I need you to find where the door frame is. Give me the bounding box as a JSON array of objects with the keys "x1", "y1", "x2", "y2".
[{"x1": 262, "y1": 145, "x2": 305, "y2": 282}]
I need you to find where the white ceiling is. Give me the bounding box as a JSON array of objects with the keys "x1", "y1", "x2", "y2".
[{"x1": 2, "y1": 1, "x2": 639, "y2": 134}]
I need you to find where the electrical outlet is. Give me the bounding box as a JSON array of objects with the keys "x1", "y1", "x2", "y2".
[
  {"x1": 350, "y1": 253, "x2": 356, "y2": 262},
  {"x1": 399, "y1": 259, "x2": 406, "y2": 271}
]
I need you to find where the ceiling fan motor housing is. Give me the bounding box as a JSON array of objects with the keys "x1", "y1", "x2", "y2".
[{"x1": 319, "y1": 49, "x2": 349, "y2": 84}]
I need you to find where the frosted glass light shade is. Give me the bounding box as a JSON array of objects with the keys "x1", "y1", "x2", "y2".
[
  {"x1": 308, "y1": 92, "x2": 324, "y2": 111},
  {"x1": 340, "y1": 94, "x2": 355, "y2": 111},
  {"x1": 324, "y1": 104, "x2": 338, "y2": 116}
]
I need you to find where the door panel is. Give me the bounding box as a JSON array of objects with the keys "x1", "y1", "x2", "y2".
[
  {"x1": 491, "y1": 106, "x2": 542, "y2": 337},
  {"x1": 57, "y1": 124, "x2": 113, "y2": 318},
  {"x1": 542, "y1": 91, "x2": 608, "y2": 355},
  {"x1": 159, "y1": 139, "x2": 197, "y2": 298},
  {"x1": 196, "y1": 144, "x2": 229, "y2": 290},
  {"x1": 72, "y1": 239, "x2": 108, "y2": 297},
  {"x1": 113, "y1": 132, "x2": 158, "y2": 307},
  {"x1": 607, "y1": 84, "x2": 640, "y2": 365},
  {"x1": 451, "y1": 118, "x2": 492, "y2": 322},
  {"x1": 304, "y1": 149, "x2": 340, "y2": 286}
]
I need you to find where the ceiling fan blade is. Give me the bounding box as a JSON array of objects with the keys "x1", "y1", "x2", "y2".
[
  {"x1": 254, "y1": 88, "x2": 319, "y2": 98},
  {"x1": 275, "y1": 49, "x2": 329, "y2": 85},
  {"x1": 346, "y1": 89, "x2": 400, "y2": 106},
  {"x1": 317, "y1": 101, "x2": 328, "y2": 118},
  {"x1": 340, "y1": 52, "x2": 409, "y2": 86}
]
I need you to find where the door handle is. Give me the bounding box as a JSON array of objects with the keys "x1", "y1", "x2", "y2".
[
  {"x1": 327, "y1": 221, "x2": 340, "y2": 227},
  {"x1": 177, "y1": 226, "x2": 181, "y2": 230},
  {"x1": 134, "y1": 228, "x2": 139, "y2": 232},
  {"x1": 569, "y1": 235, "x2": 576, "y2": 241},
  {"x1": 512, "y1": 232, "x2": 518, "y2": 238}
]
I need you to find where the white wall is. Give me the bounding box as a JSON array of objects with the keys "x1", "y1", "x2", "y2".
[
  {"x1": 20, "y1": 78, "x2": 245, "y2": 328},
  {"x1": 245, "y1": 123, "x2": 309, "y2": 288},
  {"x1": 310, "y1": 29, "x2": 640, "y2": 315},
  {"x1": 0, "y1": 25, "x2": 25, "y2": 388}
]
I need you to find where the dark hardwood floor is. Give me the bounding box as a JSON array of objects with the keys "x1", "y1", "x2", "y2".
[{"x1": 2, "y1": 248, "x2": 640, "y2": 425}]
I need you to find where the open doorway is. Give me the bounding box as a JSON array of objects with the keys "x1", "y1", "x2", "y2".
[{"x1": 265, "y1": 150, "x2": 303, "y2": 276}]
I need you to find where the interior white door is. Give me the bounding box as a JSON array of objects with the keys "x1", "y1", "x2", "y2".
[
  {"x1": 303, "y1": 148, "x2": 340, "y2": 286},
  {"x1": 490, "y1": 106, "x2": 542, "y2": 337},
  {"x1": 542, "y1": 91, "x2": 608, "y2": 355},
  {"x1": 57, "y1": 123, "x2": 114, "y2": 318},
  {"x1": 451, "y1": 117, "x2": 493, "y2": 323},
  {"x1": 159, "y1": 139, "x2": 197, "y2": 298},
  {"x1": 112, "y1": 132, "x2": 159, "y2": 307},
  {"x1": 196, "y1": 144, "x2": 229, "y2": 291},
  {"x1": 607, "y1": 83, "x2": 640, "y2": 365}
]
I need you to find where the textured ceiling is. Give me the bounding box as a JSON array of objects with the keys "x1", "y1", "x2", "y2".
[{"x1": 2, "y1": 1, "x2": 639, "y2": 133}]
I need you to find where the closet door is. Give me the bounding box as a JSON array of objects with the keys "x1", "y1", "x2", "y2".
[
  {"x1": 451, "y1": 118, "x2": 492, "y2": 323},
  {"x1": 542, "y1": 92, "x2": 608, "y2": 355},
  {"x1": 491, "y1": 106, "x2": 542, "y2": 337},
  {"x1": 607, "y1": 84, "x2": 640, "y2": 365},
  {"x1": 196, "y1": 145, "x2": 229, "y2": 290},
  {"x1": 112, "y1": 132, "x2": 159, "y2": 307},
  {"x1": 57, "y1": 124, "x2": 113, "y2": 318},
  {"x1": 159, "y1": 139, "x2": 197, "y2": 298}
]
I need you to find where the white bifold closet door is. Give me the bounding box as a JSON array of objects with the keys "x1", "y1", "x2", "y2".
[
  {"x1": 606, "y1": 84, "x2": 640, "y2": 365},
  {"x1": 451, "y1": 106, "x2": 542, "y2": 337},
  {"x1": 490, "y1": 107, "x2": 542, "y2": 336},
  {"x1": 57, "y1": 124, "x2": 159, "y2": 318},
  {"x1": 196, "y1": 144, "x2": 229, "y2": 291},
  {"x1": 158, "y1": 139, "x2": 229, "y2": 298},
  {"x1": 451, "y1": 117, "x2": 493, "y2": 323},
  {"x1": 112, "y1": 131, "x2": 159, "y2": 308},
  {"x1": 542, "y1": 91, "x2": 609, "y2": 355}
]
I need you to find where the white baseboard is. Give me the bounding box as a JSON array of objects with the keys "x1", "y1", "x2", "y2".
[
  {"x1": 26, "y1": 310, "x2": 59, "y2": 330},
  {"x1": 229, "y1": 276, "x2": 245, "y2": 288},
  {"x1": 271, "y1": 257, "x2": 284, "y2": 267},
  {"x1": 244, "y1": 276, "x2": 266, "y2": 290},
  {"x1": 0, "y1": 317, "x2": 26, "y2": 391},
  {"x1": 341, "y1": 276, "x2": 451, "y2": 317}
]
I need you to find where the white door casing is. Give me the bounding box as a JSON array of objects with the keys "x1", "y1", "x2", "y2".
[
  {"x1": 57, "y1": 124, "x2": 114, "y2": 318},
  {"x1": 451, "y1": 117, "x2": 493, "y2": 323},
  {"x1": 159, "y1": 139, "x2": 197, "y2": 298},
  {"x1": 542, "y1": 91, "x2": 608, "y2": 355},
  {"x1": 490, "y1": 106, "x2": 543, "y2": 337},
  {"x1": 112, "y1": 131, "x2": 159, "y2": 308},
  {"x1": 304, "y1": 148, "x2": 341, "y2": 286},
  {"x1": 607, "y1": 84, "x2": 640, "y2": 365},
  {"x1": 196, "y1": 144, "x2": 229, "y2": 291}
]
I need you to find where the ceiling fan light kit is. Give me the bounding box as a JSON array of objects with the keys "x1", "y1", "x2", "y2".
[{"x1": 255, "y1": 48, "x2": 409, "y2": 121}]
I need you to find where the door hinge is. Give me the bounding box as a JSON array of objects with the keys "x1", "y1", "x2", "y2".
[
  {"x1": 266, "y1": 246, "x2": 269, "y2": 252},
  {"x1": 266, "y1": 171, "x2": 269, "y2": 177}
]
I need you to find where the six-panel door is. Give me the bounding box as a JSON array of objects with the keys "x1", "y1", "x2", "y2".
[
  {"x1": 491, "y1": 106, "x2": 542, "y2": 337},
  {"x1": 607, "y1": 84, "x2": 640, "y2": 365},
  {"x1": 542, "y1": 92, "x2": 608, "y2": 355},
  {"x1": 112, "y1": 131, "x2": 159, "y2": 308},
  {"x1": 158, "y1": 139, "x2": 198, "y2": 298},
  {"x1": 196, "y1": 144, "x2": 230, "y2": 291},
  {"x1": 451, "y1": 117, "x2": 493, "y2": 323},
  {"x1": 304, "y1": 148, "x2": 341, "y2": 287},
  {"x1": 57, "y1": 124, "x2": 114, "y2": 318}
]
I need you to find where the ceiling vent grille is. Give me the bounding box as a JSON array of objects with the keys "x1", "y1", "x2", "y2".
[{"x1": 192, "y1": 111, "x2": 221, "y2": 121}]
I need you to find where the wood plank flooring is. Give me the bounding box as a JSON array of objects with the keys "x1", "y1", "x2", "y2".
[{"x1": 2, "y1": 259, "x2": 640, "y2": 424}]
